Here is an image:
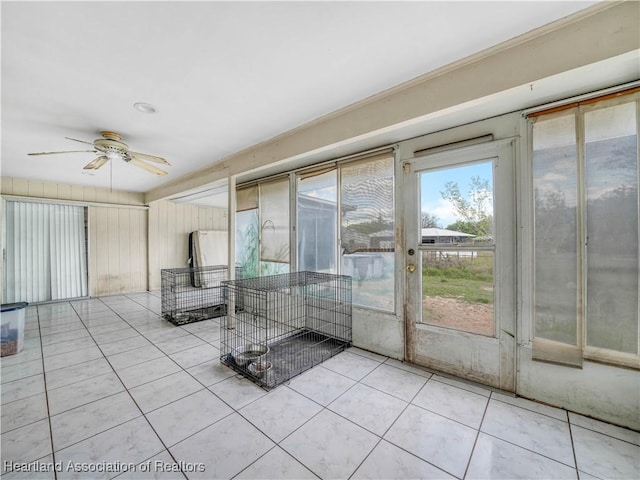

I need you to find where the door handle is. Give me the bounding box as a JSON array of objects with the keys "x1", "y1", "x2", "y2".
[{"x1": 407, "y1": 264, "x2": 416, "y2": 273}]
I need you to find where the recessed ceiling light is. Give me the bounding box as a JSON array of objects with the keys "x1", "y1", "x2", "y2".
[{"x1": 133, "y1": 102, "x2": 157, "y2": 114}]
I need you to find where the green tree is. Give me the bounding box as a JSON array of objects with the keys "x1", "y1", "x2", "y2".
[{"x1": 441, "y1": 176, "x2": 493, "y2": 237}]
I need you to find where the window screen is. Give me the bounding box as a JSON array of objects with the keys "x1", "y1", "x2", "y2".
[
  {"x1": 340, "y1": 155, "x2": 395, "y2": 311},
  {"x1": 530, "y1": 91, "x2": 640, "y2": 367}
]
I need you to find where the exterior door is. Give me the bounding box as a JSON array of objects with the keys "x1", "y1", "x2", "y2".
[{"x1": 404, "y1": 140, "x2": 516, "y2": 390}]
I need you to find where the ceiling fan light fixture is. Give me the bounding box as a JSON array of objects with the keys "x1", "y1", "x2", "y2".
[
  {"x1": 29, "y1": 131, "x2": 168, "y2": 177},
  {"x1": 133, "y1": 102, "x2": 157, "y2": 114}
]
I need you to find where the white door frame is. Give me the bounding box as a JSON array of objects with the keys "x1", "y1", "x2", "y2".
[{"x1": 403, "y1": 139, "x2": 517, "y2": 391}]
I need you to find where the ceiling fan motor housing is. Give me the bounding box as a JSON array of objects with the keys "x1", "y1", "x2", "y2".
[
  {"x1": 100, "y1": 131, "x2": 122, "y2": 141},
  {"x1": 94, "y1": 138, "x2": 128, "y2": 155}
]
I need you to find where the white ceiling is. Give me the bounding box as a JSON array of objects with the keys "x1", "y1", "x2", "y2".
[{"x1": 2, "y1": 1, "x2": 606, "y2": 195}]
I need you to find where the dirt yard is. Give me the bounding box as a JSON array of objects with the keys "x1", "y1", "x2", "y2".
[{"x1": 422, "y1": 296, "x2": 494, "y2": 336}]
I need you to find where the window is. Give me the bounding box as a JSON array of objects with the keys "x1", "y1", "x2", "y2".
[
  {"x1": 533, "y1": 113, "x2": 579, "y2": 349},
  {"x1": 236, "y1": 185, "x2": 259, "y2": 278},
  {"x1": 259, "y1": 178, "x2": 290, "y2": 275},
  {"x1": 297, "y1": 169, "x2": 337, "y2": 273},
  {"x1": 235, "y1": 179, "x2": 290, "y2": 278},
  {"x1": 531, "y1": 91, "x2": 639, "y2": 368},
  {"x1": 237, "y1": 149, "x2": 396, "y2": 312},
  {"x1": 584, "y1": 102, "x2": 638, "y2": 355}
]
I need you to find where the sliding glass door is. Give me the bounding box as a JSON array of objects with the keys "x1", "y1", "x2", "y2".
[{"x1": 4, "y1": 201, "x2": 88, "y2": 303}]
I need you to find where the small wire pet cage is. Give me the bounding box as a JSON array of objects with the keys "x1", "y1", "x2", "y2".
[
  {"x1": 221, "y1": 271, "x2": 352, "y2": 389},
  {"x1": 161, "y1": 265, "x2": 240, "y2": 326}
]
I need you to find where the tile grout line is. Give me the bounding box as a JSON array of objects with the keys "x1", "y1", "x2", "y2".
[
  {"x1": 247, "y1": 389, "x2": 328, "y2": 476},
  {"x1": 86, "y1": 297, "x2": 234, "y2": 420},
  {"x1": 18, "y1": 295, "x2": 636, "y2": 480},
  {"x1": 15, "y1": 297, "x2": 179, "y2": 475},
  {"x1": 567, "y1": 410, "x2": 581, "y2": 477},
  {"x1": 475, "y1": 408, "x2": 581, "y2": 471},
  {"x1": 346, "y1": 363, "x2": 463, "y2": 479},
  {"x1": 216, "y1": 356, "x2": 372, "y2": 474},
  {"x1": 361, "y1": 370, "x2": 459, "y2": 479},
  {"x1": 461, "y1": 389, "x2": 493, "y2": 479},
  {"x1": 35, "y1": 304, "x2": 59, "y2": 480},
  {"x1": 165, "y1": 352, "x2": 327, "y2": 477},
  {"x1": 92, "y1": 296, "x2": 193, "y2": 468},
  {"x1": 567, "y1": 416, "x2": 640, "y2": 447},
  {"x1": 362, "y1": 370, "x2": 495, "y2": 435},
  {"x1": 477, "y1": 429, "x2": 584, "y2": 472},
  {"x1": 230, "y1": 443, "x2": 321, "y2": 480},
  {"x1": 96, "y1": 295, "x2": 244, "y2": 477},
  {"x1": 346, "y1": 365, "x2": 428, "y2": 480},
  {"x1": 276, "y1": 357, "x2": 444, "y2": 479},
  {"x1": 67, "y1": 298, "x2": 185, "y2": 475}
]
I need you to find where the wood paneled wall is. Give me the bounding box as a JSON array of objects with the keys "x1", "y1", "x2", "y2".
[
  {"x1": 147, "y1": 200, "x2": 227, "y2": 290},
  {"x1": 89, "y1": 207, "x2": 148, "y2": 296},
  {"x1": 0, "y1": 177, "x2": 227, "y2": 297},
  {"x1": 1, "y1": 177, "x2": 228, "y2": 297},
  {"x1": 1, "y1": 177, "x2": 148, "y2": 297},
  {"x1": 1, "y1": 177, "x2": 145, "y2": 206}
]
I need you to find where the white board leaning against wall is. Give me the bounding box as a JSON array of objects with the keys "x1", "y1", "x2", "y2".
[{"x1": 191, "y1": 230, "x2": 228, "y2": 267}]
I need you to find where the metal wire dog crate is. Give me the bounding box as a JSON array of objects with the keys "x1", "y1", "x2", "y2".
[
  {"x1": 221, "y1": 271, "x2": 352, "y2": 389},
  {"x1": 162, "y1": 265, "x2": 240, "y2": 326}
]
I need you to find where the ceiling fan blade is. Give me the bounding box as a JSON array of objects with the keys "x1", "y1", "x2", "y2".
[
  {"x1": 129, "y1": 151, "x2": 171, "y2": 165},
  {"x1": 127, "y1": 157, "x2": 168, "y2": 175},
  {"x1": 28, "y1": 150, "x2": 95, "y2": 156},
  {"x1": 83, "y1": 156, "x2": 109, "y2": 170},
  {"x1": 65, "y1": 137, "x2": 96, "y2": 146}
]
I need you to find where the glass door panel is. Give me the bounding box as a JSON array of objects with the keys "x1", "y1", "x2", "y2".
[
  {"x1": 421, "y1": 250, "x2": 494, "y2": 336},
  {"x1": 419, "y1": 161, "x2": 495, "y2": 336}
]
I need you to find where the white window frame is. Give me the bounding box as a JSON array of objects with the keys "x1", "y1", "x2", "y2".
[{"x1": 527, "y1": 90, "x2": 640, "y2": 370}]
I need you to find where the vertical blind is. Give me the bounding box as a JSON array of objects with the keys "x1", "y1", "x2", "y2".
[{"x1": 4, "y1": 201, "x2": 88, "y2": 303}]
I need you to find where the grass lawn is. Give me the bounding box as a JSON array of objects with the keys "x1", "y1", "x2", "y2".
[{"x1": 422, "y1": 252, "x2": 494, "y2": 305}]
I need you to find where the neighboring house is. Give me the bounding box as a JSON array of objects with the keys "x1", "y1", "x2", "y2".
[{"x1": 420, "y1": 227, "x2": 475, "y2": 244}]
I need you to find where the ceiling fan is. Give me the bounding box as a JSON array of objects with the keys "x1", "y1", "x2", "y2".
[{"x1": 28, "y1": 131, "x2": 170, "y2": 175}]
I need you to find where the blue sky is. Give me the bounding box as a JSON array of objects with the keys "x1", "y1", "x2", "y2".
[{"x1": 420, "y1": 161, "x2": 493, "y2": 227}]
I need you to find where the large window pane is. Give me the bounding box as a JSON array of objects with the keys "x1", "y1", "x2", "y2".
[
  {"x1": 419, "y1": 161, "x2": 494, "y2": 335},
  {"x1": 420, "y1": 162, "x2": 494, "y2": 241},
  {"x1": 236, "y1": 178, "x2": 291, "y2": 278},
  {"x1": 585, "y1": 102, "x2": 639, "y2": 354},
  {"x1": 236, "y1": 209, "x2": 259, "y2": 278},
  {"x1": 421, "y1": 250, "x2": 494, "y2": 335},
  {"x1": 533, "y1": 113, "x2": 579, "y2": 345},
  {"x1": 297, "y1": 170, "x2": 337, "y2": 273},
  {"x1": 341, "y1": 156, "x2": 394, "y2": 311}
]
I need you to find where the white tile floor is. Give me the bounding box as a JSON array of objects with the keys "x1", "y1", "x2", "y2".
[{"x1": 1, "y1": 292, "x2": 639, "y2": 480}]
